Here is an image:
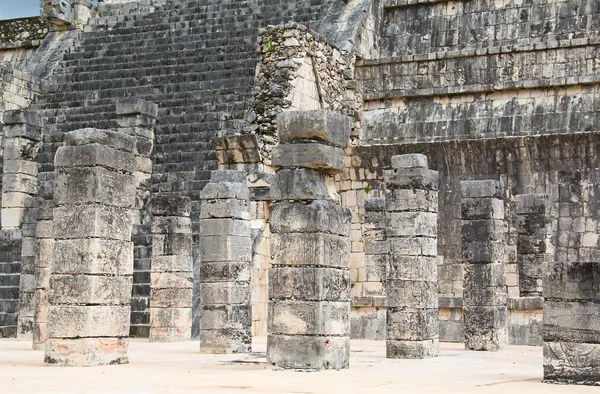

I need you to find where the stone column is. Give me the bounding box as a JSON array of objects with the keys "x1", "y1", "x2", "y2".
[
  {"x1": 352, "y1": 197, "x2": 388, "y2": 339},
  {"x1": 515, "y1": 194, "x2": 549, "y2": 297},
  {"x1": 460, "y1": 180, "x2": 508, "y2": 351},
  {"x1": 384, "y1": 154, "x2": 439, "y2": 358},
  {"x1": 116, "y1": 98, "x2": 157, "y2": 338},
  {"x1": 1, "y1": 110, "x2": 43, "y2": 340},
  {"x1": 199, "y1": 170, "x2": 252, "y2": 353},
  {"x1": 45, "y1": 128, "x2": 136, "y2": 366},
  {"x1": 543, "y1": 261, "x2": 600, "y2": 385},
  {"x1": 267, "y1": 110, "x2": 352, "y2": 370},
  {"x1": 149, "y1": 195, "x2": 192, "y2": 342},
  {"x1": 32, "y1": 200, "x2": 53, "y2": 349}
]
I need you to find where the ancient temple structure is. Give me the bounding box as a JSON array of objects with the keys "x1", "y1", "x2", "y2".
[{"x1": 0, "y1": 0, "x2": 598, "y2": 382}]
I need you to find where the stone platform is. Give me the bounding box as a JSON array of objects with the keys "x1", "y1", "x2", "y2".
[{"x1": 0, "y1": 338, "x2": 597, "y2": 393}]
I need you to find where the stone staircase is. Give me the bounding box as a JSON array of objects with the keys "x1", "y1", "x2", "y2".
[{"x1": 29, "y1": 0, "x2": 340, "y2": 337}]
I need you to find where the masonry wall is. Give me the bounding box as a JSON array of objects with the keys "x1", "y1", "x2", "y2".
[{"x1": 0, "y1": 17, "x2": 49, "y2": 69}]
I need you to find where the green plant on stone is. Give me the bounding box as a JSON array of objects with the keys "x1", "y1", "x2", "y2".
[{"x1": 264, "y1": 41, "x2": 275, "y2": 52}]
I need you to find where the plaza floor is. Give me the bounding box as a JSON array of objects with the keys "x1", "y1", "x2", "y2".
[{"x1": 0, "y1": 338, "x2": 596, "y2": 393}]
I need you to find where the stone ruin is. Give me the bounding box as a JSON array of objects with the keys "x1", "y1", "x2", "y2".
[{"x1": 0, "y1": 0, "x2": 598, "y2": 384}]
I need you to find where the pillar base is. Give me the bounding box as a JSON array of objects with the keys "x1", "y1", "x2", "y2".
[
  {"x1": 386, "y1": 339, "x2": 439, "y2": 359},
  {"x1": 44, "y1": 338, "x2": 129, "y2": 367},
  {"x1": 267, "y1": 334, "x2": 349, "y2": 371}
]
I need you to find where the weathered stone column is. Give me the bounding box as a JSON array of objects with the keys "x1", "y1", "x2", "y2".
[
  {"x1": 2, "y1": 110, "x2": 43, "y2": 340},
  {"x1": 543, "y1": 261, "x2": 600, "y2": 385},
  {"x1": 32, "y1": 200, "x2": 53, "y2": 349},
  {"x1": 116, "y1": 98, "x2": 157, "y2": 338},
  {"x1": 267, "y1": 110, "x2": 352, "y2": 370},
  {"x1": 199, "y1": 170, "x2": 252, "y2": 353},
  {"x1": 515, "y1": 194, "x2": 549, "y2": 297},
  {"x1": 352, "y1": 197, "x2": 388, "y2": 339},
  {"x1": 149, "y1": 195, "x2": 192, "y2": 342},
  {"x1": 45, "y1": 128, "x2": 136, "y2": 366},
  {"x1": 384, "y1": 154, "x2": 439, "y2": 358},
  {"x1": 460, "y1": 180, "x2": 508, "y2": 351}
]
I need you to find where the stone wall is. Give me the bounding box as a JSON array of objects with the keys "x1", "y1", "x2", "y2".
[
  {"x1": 342, "y1": 132, "x2": 600, "y2": 341},
  {"x1": 0, "y1": 18, "x2": 50, "y2": 69},
  {"x1": 0, "y1": 65, "x2": 42, "y2": 114}
]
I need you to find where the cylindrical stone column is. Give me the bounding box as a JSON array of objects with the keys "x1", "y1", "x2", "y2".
[
  {"x1": 384, "y1": 154, "x2": 439, "y2": 359},
  {"x1": 460, "y1": 180, "x2": 508, "y2": 351},
  {"x1": 543, "y1": 261, "x2": 600, "y2": 385},
  {"x1": 515, "y1": 194, "x2": 549, "y2": 296},
  {"x1": 199, "y1": 170, "x2": 252, "y2": 353},
  {"x1": 267, "y1": 110, "x2": 352, "y2": 371},
  {"x1": 45, "y1": 128, "x2": 137, "y2": 366},
  {"x1": 149, "y1": 195, "x2": 192, "y2": 342},
  {"x1": 32, "y1": 200, "x2": 53, "y2": 349},
  {"x1": 2, "y1": 110, "x2": 43, "y2": 340}
]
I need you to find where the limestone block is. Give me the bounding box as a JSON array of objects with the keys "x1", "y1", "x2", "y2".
[
  {"x1": 270, "y1": 168, "x2": 333, "y2": 201},
  {"x1": 199, "y1": 218, "x2": 251, "y2": 237},
  {"x1": 1, "y1": 192, "x2": 31, "y2": 209},
  {"x1": 2, "y1": 173, "x2": 37, "y2": 194},
  {"x1": 200, "y1": 182, "x2": 250, "y2": 200},
  {"x1": 199, "y1": 282, "x2": 250, "y2": 305},
  {"x1": 200, "y1": 261, "x2": 251, "y2": 282},
  {"x1": 2, "y1": 159, "x2": 38, "y2": 176},
  {"x1": 463, "y1": 306, "x2": 508, "y2": 351},
  {"x1": 150, "y1": 288, "x2": 193, "y2": 308},
  {"x1": 200, "y1": 199, "x2": 250, "y2": 220},
  {"x1": 544, "y1": 262, "x2": 600, "y2": 301},
  {"x1": 386, "y1": 339, "x2": 439, "y2": 359},
  {"x1": 387, "y1": 212, "x2": 437, "y2": 237},
  {"x1": 269, "y1": 267, "x2": 350, "y2": 301},
  {"x1": 53, "y1": 239, "x2": 133, "y2": 275},
  {"x1": 150, "y1": 272, "x2": 193, "y2": 289},
  {"x1": 364, "y1": 239, "x2": 389, "y2": 255},
  {"x1": 47, "y1": 305, "x2": 130, "y2": 338},
  {"x1": 269, "y1": 200, "x2": 351, "y2": 236},
  {"x1": 386, "y1": 280, "x2": 437, "y2": 309},
  {"x1": 150, "y1": 255, "x2": 193, "y2": 273},
  {"x1": 515, "y1": 194, "x2": 547, "y2": 215},
  {"x1": 49, "y1": 275, "x2": 132, "y2": 305},
  {"x1": 270, "y1": 232, "x2": 350, "y2": 268},
  {"x1": 463, "y1": 263, "x2": 506, "y2": 292},
  {"x1": 54, "y1": 144, "x2": 136, "y2": 174},
  {"x1": 149, "y1": 327, "x2": 191, "y2": 342},
  {"x1": 543, "y1": 301, "x2": 600, "y2": 343},
  {"x1": 199, "y1": 328, "x2": 251, "y2": 354},
  {"x1": 269, "y1": 301, "x2": 349, "y2": 336},
  {"x1": 53, "y1": 205, "x2": 132, "y2": 241},
  {"x1": 116, "y1": 98, "x2": 158, "y2": 118},
  {"x1": 64, "y1": 128, "x2": 135, "y2": 153},
  {"x1": 462, "y1": 241, "x2": 508, "y2": 264},
  {"x1": 460, "y1": 180, "x2": 503, "y2": 199},
  {"x1": 209, "y1": 170, "x2": 247, "y2": 183},
  {"x1": 35, "y1": 220, "x2": 54, "y2": 239},
  {"x1": 461, "y1": 198, "x2": 504, "y2": 220},
  {"x1": 151, "y1": 216, "x2": 192, "y2": 234},
  {"x1": 272, "y1": 143, "x2": 344, "y2": 174},
  {"x1": 385, "y1": 168, "x2": 438, "y2": 191},
  {"x1": 2, "y1": 109, "x2": 43, "y2": 127},
  {"x1": 3, "y1": 138, "x2": 40, "y2": 160},
  {"x1": 200, "y1": 304, "x2": 251, "y2": 330},
  {"x1": 44, "y1": 337, "x2": 128, "y2": 367},
  {"x1": 387, "y1": 256, "x2": 437, "y2": 281},
  {"x1": 199, "y1": 236, "x2": 251, "y2": 263},
  {"x1": 543, "y1": 342, "x2": 600, "y2": 385},
  {"x1": 152, "y1": 233, "x2": 192, "y2": 257},
  {"x1": 54, "y1": 167, "x2": 135, "y2": 208},
  {"x1": 267, "y1": 334, "x2": 350, "y2": 370},
  {"x1": 391, "y1": 154, "x2": 428, "y2": 169},
  {"x1": 389, "y1": 237, "x2": 437, "y2": 257},
  {"x1": 385, "y1": 189, "x2": 437, "y2": 213},
  {"x1": 386, "y1": 308, "x2": 438, "y2": 340},
  {"x1": 277, "y1": 110, "x2": 351, "y2": 148},
  {"x1": 463, "y1": 286, "x2": 507, "y2": 307},
  {"x1": 461, "y1": 219, "x2": 507, "y2": 242},
  {"x1": 149, "y1": 308, "x2": 192, "y2": 328}
]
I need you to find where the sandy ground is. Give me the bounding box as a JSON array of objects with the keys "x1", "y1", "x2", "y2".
[{"x1": 0, "y1": 338, "x2": 597, "y2": 394}]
